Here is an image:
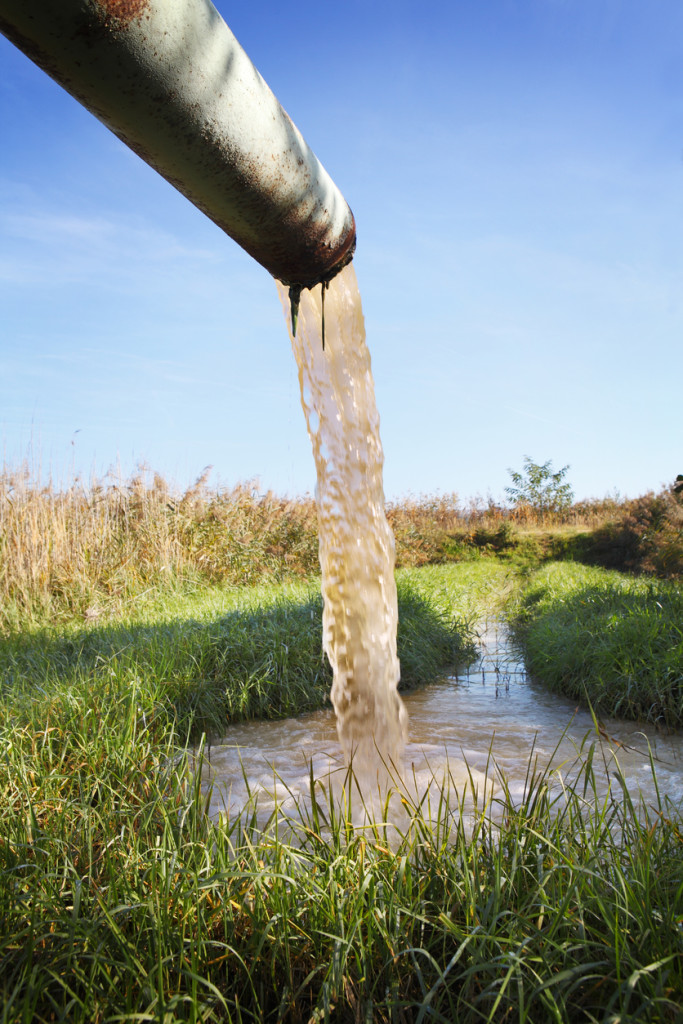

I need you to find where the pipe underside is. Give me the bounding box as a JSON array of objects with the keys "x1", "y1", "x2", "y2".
[{"x1": 0, "y1": 0, "x2": 356, "y2": 288}]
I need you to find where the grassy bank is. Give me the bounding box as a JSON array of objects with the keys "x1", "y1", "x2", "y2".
[
  {"x1": 2, "y1": 475, "x2": 682, "y2": 1022},
  {"x1": 511, "y1": 562, "x2": 683, "y2": 729},
  {"x1": 0, "y1": 563, "x2": 488, "y2": 1021},
  {"x1": 0, "y1": 569, "x2": 480, "y2": 743},
  {"x1": 1, "y1": 683, "x2": 681, "y2": 1022}
]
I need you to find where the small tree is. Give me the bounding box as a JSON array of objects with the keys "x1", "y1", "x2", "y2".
[{"x1": 505, "y1": 457, "x2": 574, "y2": 520}]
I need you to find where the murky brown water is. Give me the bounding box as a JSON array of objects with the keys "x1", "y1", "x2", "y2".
[
  {"x1": 203, "y1": 619, "x2": 683, "y2": 827},
  {"x1": 202, "y1": 263, "x2": 683, "y2": 830},
  {"x1": 276, "y1": 266, "x2": 406, "y2": 800}
]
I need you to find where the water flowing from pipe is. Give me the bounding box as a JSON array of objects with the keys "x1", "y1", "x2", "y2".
[{"x1": 277, "y1": 265, "x2": 407, "y2": 797}]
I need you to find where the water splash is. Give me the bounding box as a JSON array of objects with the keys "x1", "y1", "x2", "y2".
[{"x1": 278, "y1": 265, "x2": 407, "y2": 798}]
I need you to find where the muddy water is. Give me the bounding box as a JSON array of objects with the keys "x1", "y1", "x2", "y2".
[
  {"x1": 204, "y1": 261, "x2": 683, "y2": 827},
  {"x1": 203, "y1": 619, "x2": 683, "y2": 826},
  {"x1": 276, "y1": 266, "x2": 406, "y2": 798}
]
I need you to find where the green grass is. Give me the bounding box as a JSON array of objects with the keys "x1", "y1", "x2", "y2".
[
  {"x1": 0, "y1": 572, "x2": 478, "y2": 743},
  {"x1": 1, "y1": 561, "x2": 681, "y2": 1021},
  {"x1": 1, "y1": 694, "x2": 681, "y2": 1022},
  {"x1": 398, "y1": 560, "x2": 515, "y2": 622},
  {"x1": 511, "y1": 562, "x2": 683, "y2": 728}
]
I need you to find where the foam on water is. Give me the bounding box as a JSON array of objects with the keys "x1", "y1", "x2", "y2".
[{"x1": 203, "y1": 617, "x2": 683, "y2": 837}]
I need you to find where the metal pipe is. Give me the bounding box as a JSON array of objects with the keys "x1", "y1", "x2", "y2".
[{"x1": 0, "y1": 0, "x2": 356, "y2": 288}]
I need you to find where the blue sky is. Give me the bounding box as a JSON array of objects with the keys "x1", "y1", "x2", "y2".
[{"x1": 1, "y1": 0, "x2": 682, "y2": 502}]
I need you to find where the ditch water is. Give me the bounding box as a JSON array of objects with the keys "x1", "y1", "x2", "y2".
[
  {"x1": 202, "y1": 618, "x2": 683, "y2": 827},
  {"x1": 203, "y1": 262, "x2": 683, "y2": 830}
]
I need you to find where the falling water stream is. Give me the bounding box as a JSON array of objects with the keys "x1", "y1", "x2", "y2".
[
  {"x1": 201, "y1": 265, "x2": 683, "y2": 828},
  {"x1": 279, "y1": 266, "x2": 406, "y2": 794}
]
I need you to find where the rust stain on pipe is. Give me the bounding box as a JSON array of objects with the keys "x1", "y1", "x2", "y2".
[{"x1": 95, "y1": 0, "x2": 149, "y2": 28}]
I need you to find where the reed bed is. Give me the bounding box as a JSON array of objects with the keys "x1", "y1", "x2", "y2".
[
  {"x1": 1, "y1": 672, "x2": 680, "y2": 1022},
  {"x1": 0, "y1": 464, "x2": 323, "y2": 630},
  {"x1": 511, "y1": 563, "x2": 683, "y2": 729},
  {"x1": 0, "y1": 463, "x2": 643, "y2": 634}
]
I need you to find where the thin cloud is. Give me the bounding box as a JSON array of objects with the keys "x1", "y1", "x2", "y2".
[{"x1": 0, "y1": 202, "x2": 222, "y2": 287}]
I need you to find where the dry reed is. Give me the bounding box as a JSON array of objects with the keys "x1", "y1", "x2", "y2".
[
  {"x1": 2, "y1": 461, "x2": 672, "y2": 631},
  {"x1": 0, "y1": 463, "x2": 319, "y2": 629}
]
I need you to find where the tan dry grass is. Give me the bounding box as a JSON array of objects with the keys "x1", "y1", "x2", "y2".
[
  {"x1": 385, "y1": 491, "x2": 624, "y2": 566},
  {"x1": 0, "y1": 463, "x2": 319, "y2": 629},
  {"x1": 0, "y1": 463, "x2": 647, "y2": 631}
]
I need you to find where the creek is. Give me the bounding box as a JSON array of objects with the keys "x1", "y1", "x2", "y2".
[
  {"x1": 204, "y1": 263, "x2": 683, "y2": 831},
  {"x1": 202, "y1": 617, "x2": 683, "y2": 827}
]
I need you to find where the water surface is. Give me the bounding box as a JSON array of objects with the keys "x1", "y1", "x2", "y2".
[{"x1": 203, "y1": 620, "x2": 683, "y2": 825}]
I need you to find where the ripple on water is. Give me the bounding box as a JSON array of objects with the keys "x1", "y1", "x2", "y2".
[{"x1": 202, "y1": 620, "x2": 683, "y2": 830}]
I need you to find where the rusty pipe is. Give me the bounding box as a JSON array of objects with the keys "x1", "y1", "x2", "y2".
[{"x1": 0, "y1": 0, "x2": 355, "y2": 289}]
